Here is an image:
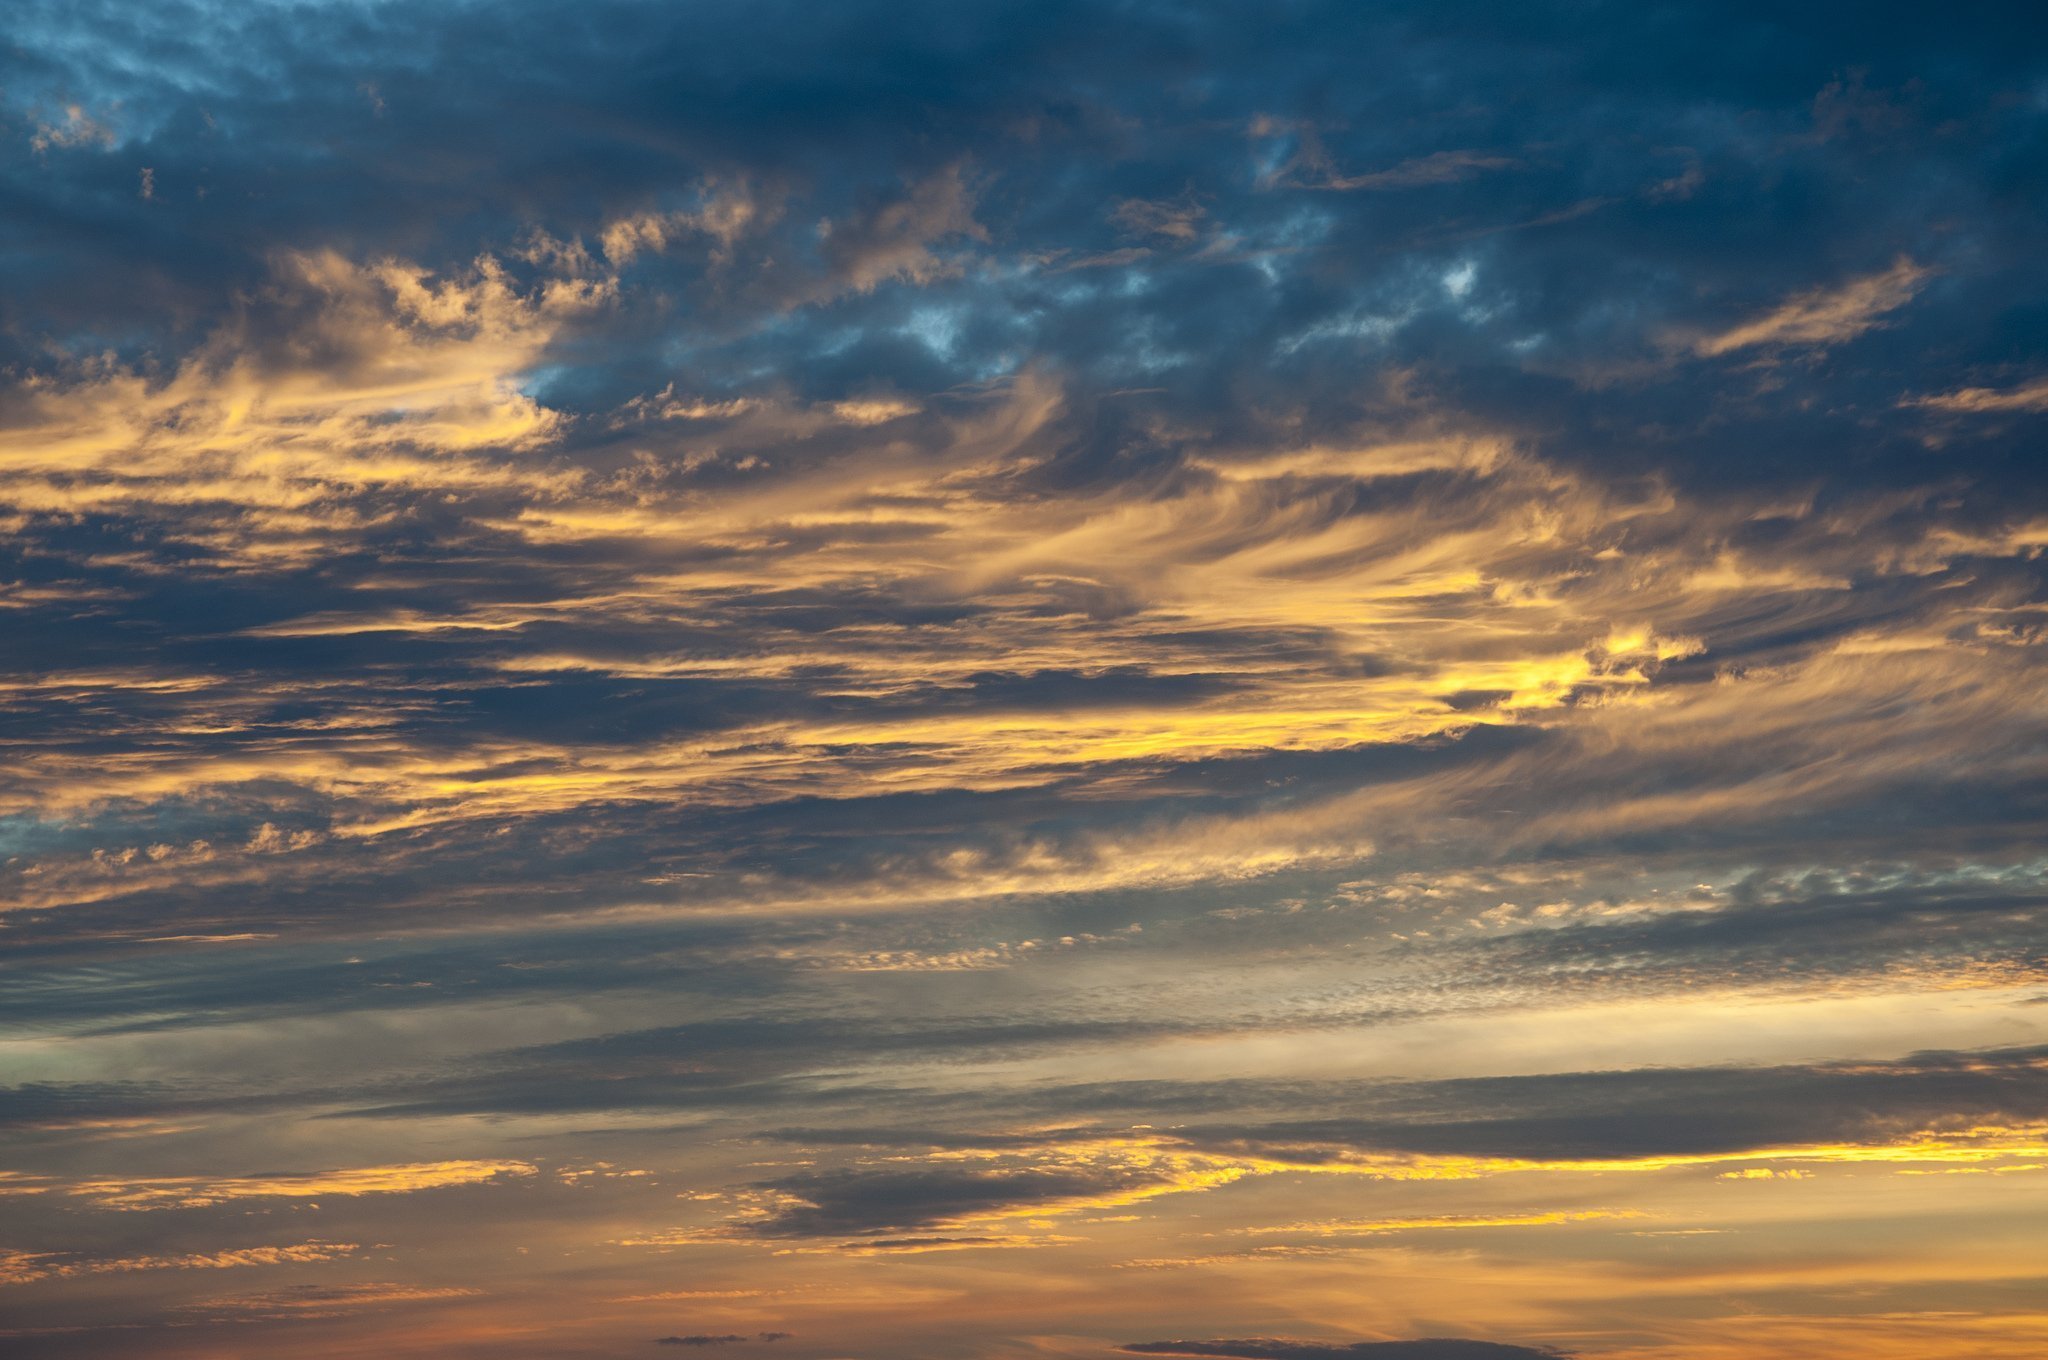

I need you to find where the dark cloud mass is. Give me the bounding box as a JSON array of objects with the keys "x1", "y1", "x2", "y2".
[
  {"x1": 2, "y1": 2, "x2": 2045, "y2": 1358},
  {"x1": 1122, "y1": 1343, "x2": 1569, "y2": 1360},
  {"x1": 656, "y1": 1336, "x2": 790, "y2": 1348}
]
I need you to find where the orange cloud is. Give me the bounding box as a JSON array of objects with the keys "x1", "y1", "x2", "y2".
[
  {"x1": 1690, "y1": 257, "x2": 1930, "y2": 355},
  {"x1": 0, "y1": 1241, "x2": 357, "y2": 1286},
  {"x1": 67, "y1": 1159, "x2": 537, "y2": 1210}
]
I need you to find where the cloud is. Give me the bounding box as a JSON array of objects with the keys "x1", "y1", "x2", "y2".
[
  {"x1": 602, "y1": 182, "x2": 768, "y2": 267},
  {"x1": 1907, "y1": 374, "x2": 2048, "y2": 414},
  {"x1": 725, "y1": 1148, "x2": 1253, "y2": 1239},
  {"x1": 1319, "y1": 151, "x2": 1523, "y2": 192},
  {"x1": 65, "y1": 1159, "x2": 535, "y2": 1210},
  {"x1": 1252, "y1": 122, "x2": 1518, "y2": 193},
  {"x1": 1113, "y1": 194, "x2": 1208, "y2": 243},
  {"x1": 1688, "y1": 257, "x2": 1931, "y2": 356},
  {"x1": 176, "y1": 1282, "x2": 482, "y2": 1320},
  {"x1": 1120, "y1": 1340, "x2": 1569, "y2": 1360},
  {"x1": 1240, "y1": 1210, "x2": 1640, "y2": 1237},
  {"x1": 713, "y1": 1044, "x2": 2048, "y2": 1204},
  {"x1": 28, "y1": 104, "x2": 116, "y2": 154},
  {"x1": 3, "y1": 4, "x2": 2047, "y2": 1355},
  {"x1": 816, "y1": 163, "x2": 986, "y2": 296},
  {"x1": 654, "y1": 1335, "x2": 790, "y2": 1347},
  {"x1": 0, "y1": 247, "x2": 602, "y2": 566},
  {"x1": 0, "y1": 1241, "x2": 357, "y2": 1287}
]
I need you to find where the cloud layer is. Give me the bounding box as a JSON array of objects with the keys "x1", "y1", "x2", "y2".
[{"x1": 2, "y1": 3, "x2": 2045, "y2": 1358}]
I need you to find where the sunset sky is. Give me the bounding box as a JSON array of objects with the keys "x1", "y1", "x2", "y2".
[{"x1": 3, "y1": 3, "x2": 2046, "y2": 1357}]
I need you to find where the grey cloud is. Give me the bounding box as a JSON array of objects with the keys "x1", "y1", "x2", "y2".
[
  {"x1": 754, "y1": 1043, "x2": 2048, "y2": 1170},
  {"x1": 1121, "y1": 1342, "x2": 1568, "y2": 1360},
  {"x1": 745, "y1": 1164, "x2": 1167, "y2": 1238},
  {"x1": 1150, "y1": 1044, "x2": 2048, "y2": 1164}
]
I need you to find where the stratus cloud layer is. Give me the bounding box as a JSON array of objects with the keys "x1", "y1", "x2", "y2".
[{"x1": 3, "y1": 2, "x2": 2047, "y2": 1359}]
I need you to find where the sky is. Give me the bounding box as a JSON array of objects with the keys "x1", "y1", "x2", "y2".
[{"x1": 1, "y1": 2, "x2": 2046, "y2": 1357}]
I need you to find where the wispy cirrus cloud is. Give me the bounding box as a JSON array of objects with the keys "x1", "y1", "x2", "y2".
[
  {"x1": 66, "y1": 1160, "x2": 535, "y2": 1210},
  {"x1": 1685, "y1": 257, "x2": 1932, "y2": 356},
  {"x1": 1, "y1": 1241, "x2": 358, "y2": 1287},
  {"x1": 1907, "y1": 373, "x2": 2048, "y2": 414}
]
